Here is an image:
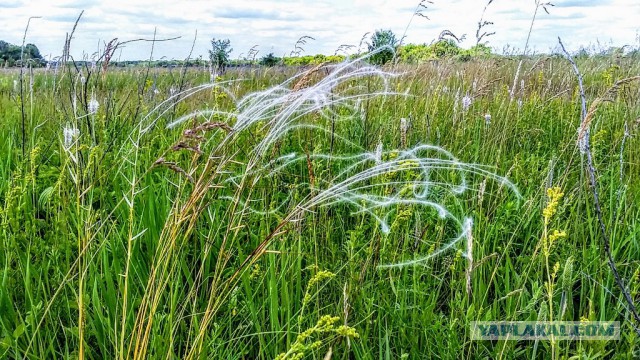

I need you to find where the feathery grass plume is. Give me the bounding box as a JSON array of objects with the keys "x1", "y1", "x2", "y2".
[
  {"x1": 164, "y1": 49, "x2": 400, "y2": 165},
  {"x1": 197, "y1": 47, "x2": 522, "y2": 269},
  {"x1": 125, "y1": 52, "x2": 519, "y2": 358},
  {"x1": 238, "y1": 142, "x2": 517, "y2": 269}
]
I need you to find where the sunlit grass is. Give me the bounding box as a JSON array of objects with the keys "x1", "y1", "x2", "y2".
[{"x1": 0, "y1": 53, "x2": 639, "y2": 359}]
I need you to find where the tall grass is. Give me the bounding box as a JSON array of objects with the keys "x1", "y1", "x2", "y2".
[{"x1": 0, "y1": 50, "x2": 639, "y2": 359}]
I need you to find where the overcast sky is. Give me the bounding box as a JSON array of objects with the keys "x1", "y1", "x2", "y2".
[{"x1": 1, "y1": 0, "x2": 639, "y2": 61}]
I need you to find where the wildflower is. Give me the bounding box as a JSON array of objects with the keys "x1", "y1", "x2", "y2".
[
  {"x1": 88, "y1": 97, "x2": 99, "y2": 114},
  {"x1": 548, "y1": 229, "x2": 567, "y2": 243},
  {"x1": 169, "y1": 86, "x2": 178, "y2": 96},
  {"x1": 517, "y1": 98, "x2": 523, "y2": 109},
  {"x1": 542, "y1": 186, "x2": 564, "y2": 224},
  {"x1": 462, "y1": 95, "x2": 473, "y2": 111},
  {"x1": 63, "y1": 125, "x2": 79, "y2": 148},
  {"x1": 80, "y1": 76, "x2": 86, "y2": 84},
  {"x1": 335, "y1": 325, "x2": 360, "y2": 338},
  {"x1": 484, "y1": 113, "x2": 491, "y2": 125}
]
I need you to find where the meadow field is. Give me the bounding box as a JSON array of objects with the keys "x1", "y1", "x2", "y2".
[{"x1": 0, "y1": 52, "x2": 639, "y2": 359}]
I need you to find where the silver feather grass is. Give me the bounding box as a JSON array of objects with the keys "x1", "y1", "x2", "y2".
[{"x1": 160, "y1": 52, "x2": 519, "y2": 268}]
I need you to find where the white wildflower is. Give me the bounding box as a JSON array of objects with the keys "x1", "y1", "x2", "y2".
[
  {"x1": 63, "y1": 126, "x2": 79, "y2": 148},
  {"x1": 462, "y1": 95, "x2": 473, "y2": 112},
  {"x1": 88, "y1": 97, "x2": 99, "y2": 114},
  {"x1": 169, "y1": 86, "x2": 178, "y2": 96},
  {"x1": 484, "y1": 113, "x2": 491, "y2": 125}
]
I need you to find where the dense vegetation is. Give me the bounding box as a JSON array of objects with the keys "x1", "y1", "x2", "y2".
[
  {"x1": 0, "y1": 41, "x2": 44, "y2": 67},
  {"x1": 0, "y1": 34, "x2": 492, "y2": 69},
  {"x1": 0, "y1": 49, "x2": 639, "y2": 359}
]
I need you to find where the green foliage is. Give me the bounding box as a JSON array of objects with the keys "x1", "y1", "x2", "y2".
[
  {"x1": 282, "y1": 54, "x2": 345, "y2": 66},
  {"x1": 0, "y1": 54, "x2": 639, "y2": 359},
  {"x1": 0, "y1": 40, "x2": 44, "y2": 66},
  {"x1": 398, "y1": 41, "x2": 493, "y2": 63},
  {"x1": 368, "y1": 29, "x2": 398, "y2": 65},
  {"x1": 259, "y1": 52, "x2": 281, "y2": 66},
  {"x1": 209, "y1": 38, "x2": 232, "y2": 71}
]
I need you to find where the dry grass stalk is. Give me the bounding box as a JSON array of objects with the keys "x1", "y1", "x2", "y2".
[
  {"x1": 101, "y1": 38, "x2": 119, "y2": 78},
  {"x1": 185, "y1": 121, "x2": 233, "y2": 135},
  {"x1": 171, "y1": 142, "x2": 202, "y2": 155},
  {"x1": 577, "y1": 76, "x2": 640, "y2": 141},
  {"x1": 153, "y1": 157, "x2": 195, "y2": 183},
  {"x1": 292, "y1": 61, "x2": 328, "y2": 92}
]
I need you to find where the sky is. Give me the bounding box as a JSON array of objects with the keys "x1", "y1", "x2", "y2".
[{"x1": 1, "y1": 0, "x2": 639, "y2": 61}]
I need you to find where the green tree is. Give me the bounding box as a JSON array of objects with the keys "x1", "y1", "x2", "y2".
[
  {"x1": 0, "y1": 40, "x2": 44, "y2": 66},
  {"x1": 209, "y1": 38, "x2": 233, "y2": 72},
  {"x1": 431, "y1": 39, "x2": 461, "y2": 57},
  {"x1": 367, "y1": 29, "x2": 398, "y2": 65},
  {"x1": 24, "y1": 44, "x2": 42, "y2": 60},
  {"x1": 259, "y1": 53, "x2": 280, "y2": 67}
]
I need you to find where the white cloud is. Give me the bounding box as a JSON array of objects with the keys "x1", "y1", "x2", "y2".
[{"x1": 0, "y1": 0, "x2": 638, "y2": 60}]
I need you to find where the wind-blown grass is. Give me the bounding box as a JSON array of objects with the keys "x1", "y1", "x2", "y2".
[{"x1": 0, "y1": 50, "x2": 639, "y2": 359}]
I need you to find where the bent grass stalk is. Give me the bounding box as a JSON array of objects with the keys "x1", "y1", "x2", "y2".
[
  {"x1": 158, "y1": 55, "x2": 516, "y2": 358},
  {"x1": 23, "y1": 52, "x2": 519, "y2": 359}
]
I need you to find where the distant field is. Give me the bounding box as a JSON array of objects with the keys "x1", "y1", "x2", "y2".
[{"x1": 0, "y1": 55, "x2": 639, "y2": 359}]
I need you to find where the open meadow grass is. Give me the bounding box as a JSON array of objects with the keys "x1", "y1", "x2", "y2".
[{"x1": 0, "y1": 53, "x2": 639, "y2": 359}]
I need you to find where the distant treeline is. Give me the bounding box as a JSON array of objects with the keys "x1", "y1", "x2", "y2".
[
  {"x1": 0, "y1": 40, "x2": 45, "y2": 67},
  {"x1": 2, "y1": 38, "x2": 638, "y2": 69}
]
